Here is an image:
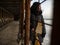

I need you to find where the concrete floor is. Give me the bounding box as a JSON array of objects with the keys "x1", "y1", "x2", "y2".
[
  {"x1": 0, "y1": 21, "x2": 19, "y2": 45},
  {"x1": 0, "y1": 21, "x2": 52, "y2": 45}
]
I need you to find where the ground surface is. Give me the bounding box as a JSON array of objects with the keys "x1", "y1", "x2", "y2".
[{"x1": 0, "y1": 21, "x2": 51, "y2": 45}]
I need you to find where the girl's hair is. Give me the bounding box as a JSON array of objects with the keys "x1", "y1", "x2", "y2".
[{"x1": 30, "y1": 2, "x2": 41, "y2": 14}]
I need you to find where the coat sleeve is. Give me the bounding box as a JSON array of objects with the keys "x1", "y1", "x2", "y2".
[
  {"x1": 41, "y1": 15, "x2": 46, "y2": 38},
  {"x1": 30, "y1": 14, "x2": 37, "y2": 29}
]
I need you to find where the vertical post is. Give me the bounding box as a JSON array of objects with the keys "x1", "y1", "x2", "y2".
[
  {"x1": 25, "y1": 0, "x2": 30, "y2": 45},
  {"x1": 2, "y1": 9, "x2": 3, "y2": 23},
  {"x1": 18, "y1": 0, "x2": 24, "y2": 43},
  {"x1": 0, "y1": 9, "x2": 2, "y2": 20},
  {"x1": 0, "y1": 9, "x2": 2, "y2": 26}
]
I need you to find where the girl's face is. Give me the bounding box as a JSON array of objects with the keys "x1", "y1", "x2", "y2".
[{"x1": 37, "y1": 5, "x2": 41, "y2": 12}]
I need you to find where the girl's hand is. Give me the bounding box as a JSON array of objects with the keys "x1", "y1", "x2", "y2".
[{"x1": 32, "y1": 28, "x2": 34, "y2": 32}]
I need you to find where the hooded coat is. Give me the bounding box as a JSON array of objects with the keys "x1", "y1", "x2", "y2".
[{"x1": 30, "y1": 12, "x2": 46, "y2": 43}]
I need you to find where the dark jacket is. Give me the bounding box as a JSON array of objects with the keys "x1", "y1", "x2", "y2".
[{"x1": 30, "y1": 13, "x2": 46, "y2": 41}]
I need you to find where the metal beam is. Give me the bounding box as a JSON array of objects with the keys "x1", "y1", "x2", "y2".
[{"x1": 40, "y1": 0, "x2": 46, "y2": 4}]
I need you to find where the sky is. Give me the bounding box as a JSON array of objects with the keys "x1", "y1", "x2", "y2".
[{"x1": 30, "y1": 0, "x2": 54, "y2": 19}]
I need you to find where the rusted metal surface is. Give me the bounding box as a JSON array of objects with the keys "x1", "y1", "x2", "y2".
[{"x1": 25, "y1": 0, "x2": 30, "y2": 45}]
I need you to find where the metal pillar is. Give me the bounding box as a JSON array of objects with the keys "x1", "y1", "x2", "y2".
[
  {"x1": 17, "y1": 0, "x2": 25, "y2": 44},
  {"x1": 19, "y1": 0, "x2": 24, "y2": 39},
  {"x1": 18, "y1": 0, "x2": 30, "y2": 45},
  {"x1": 25, "y1": 0, "x2": 30, "y2": 45}
]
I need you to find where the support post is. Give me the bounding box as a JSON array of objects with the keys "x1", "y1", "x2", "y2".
[
  {"x1": 25, "y1": 0, "x2": 30, "y2": 45},
  {"x1": 19, "y1": 0, "x2": 24, "y2": 38},
  {"x1": 17, "y1": 0, "x2": 25, "y2": 43}
]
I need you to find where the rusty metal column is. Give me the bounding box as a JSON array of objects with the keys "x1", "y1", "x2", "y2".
[{"x1": 25, "y1": 0, "x2": 30, "y2": 45}]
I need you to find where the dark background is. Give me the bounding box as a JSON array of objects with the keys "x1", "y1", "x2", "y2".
[{"x1": 51, "y1": 0, "x2": 60, "y2": 45}]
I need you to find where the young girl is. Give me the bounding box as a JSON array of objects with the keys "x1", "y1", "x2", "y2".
[{"x1": 30, "y1": 2, "x2": 46, "y2": 45}]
